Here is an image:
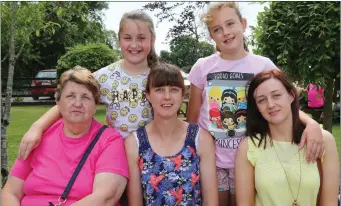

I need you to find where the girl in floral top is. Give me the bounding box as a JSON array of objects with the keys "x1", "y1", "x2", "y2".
[{"x1": 125, "y1": 63, "x2": 218, "y2": 205}]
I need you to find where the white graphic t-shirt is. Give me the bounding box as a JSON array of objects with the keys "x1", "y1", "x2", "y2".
[
  {"x1": 188, "y1": 53, "x2": 277, "y2": 168},
  {"x1": 94, "y1": 61, "x2": 152, "y2": 138}
]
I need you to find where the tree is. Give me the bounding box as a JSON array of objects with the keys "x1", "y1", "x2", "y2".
[
  {"x1": 1, "y1": 2, "x2": 54, "y2": 185},
  {"x1": 160, "y1": 35, "x2": 215, "y2": 73},
  {"x1": 1, "y1": 2, "x2": 60, "y2": 80},
  {"x1": 105, "y1": 29, "x2": 120, "y2": 51},
  {"x1": 28, "y1": 2, "x2": 110, "y2": 72},
  {"x1": 1, "y1": 2, "x2": 110, "y2": 81},
  {"x1": 57, "y1": 43, "x2": 120, "y2": 75},
  {"x1": 251, "y1": 2, "x2": 340, "y2": 132},
  {"x1": 143, "y1": 2, "x2": 209, "y2": 42}
]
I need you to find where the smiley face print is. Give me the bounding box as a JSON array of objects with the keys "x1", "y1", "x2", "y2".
[
  {"x1": 111, "y1": 111, "x2": 118, "y2": 120},
  {"x1": 129, "y1": 83, "x2": 138, "y2": 90},
  {"x1": 138, "y1": 120, "x2": 146, "y2": 127},
  {"x1": 142, "y1": 108, "x2": 149, "y2": 118},
  {"x1": 107, "y1": 91, "x2": 113, "y2": 101},
  {"x1": 120, "y1": 124, "x2": 128, "y2": 132},
  {"x1": 120, "y1": 76, "x2": 130, "y2": 85},
  {"x1": 99, "y1": 74, "x2": 108, "y2": 83},
  {"x1": 112, "y1": 81, "x2": 119, "y2": 90},
  {"x1": 108, "y1": 62, "x2": 118, "y2": 71},
  {"x1": 128, "y1": 114, "x2": 138, "y2": 123},
  {"x1": 120, "y1": 106, "x2": 130, "y2": 116},
  {"x1": 142, "y1": 79, "x2": 147, "y2": 87},
  {"x1": 129, "y1": 101, "x2": 138, "y2": 108},
  {"x1": 100, "y1": 88, "x2": 109, "y2": 96}
]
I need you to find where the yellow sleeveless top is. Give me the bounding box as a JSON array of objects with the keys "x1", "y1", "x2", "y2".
[{"x1": 247, "y1": 136, "x2": 320, "y2": 206}]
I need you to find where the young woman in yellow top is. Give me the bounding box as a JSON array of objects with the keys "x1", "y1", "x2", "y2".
[{"x1": 235, "y1": 69, "x2": 339, "y2": 206}]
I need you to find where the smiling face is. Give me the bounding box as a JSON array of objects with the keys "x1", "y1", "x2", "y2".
[
  {"x1": 209, "y1": 95, "x2": 220, "y2": 104},
  {"x1": 223, "y1": 96, "x2": 235, "y2": 104},
  {"x1": 208, "y1": 6, "x2": 246, "y2": 57},
  {"x1": 119, "y1": 19, "x2": 154, "y2": 66},
  {"x1": 254, "y1": 78, "x2": 294, "y2": 125},
  {"x1": 57, "y1": 81, "x2": 96, "y2": 125},
  {"x1": 146, "y1": 86, "x2": 183, "y2": 119}
]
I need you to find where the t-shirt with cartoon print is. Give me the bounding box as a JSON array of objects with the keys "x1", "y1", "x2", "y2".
[
  {"x1": 188, "y1": 53, "x2": 277, "y2": 169},
  {"x1": 94, "y1": 60, "x2": 153, "y2": 138}
]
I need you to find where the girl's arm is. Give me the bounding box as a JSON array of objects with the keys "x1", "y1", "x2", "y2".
[
  {"x1": 197, "y1": 129, "x2": 219, "y2": 206},
  {"x1": 71, "y1": 173, "x2": 127, "y2": 206},
  {"x1": 298, "y1": 110, "x2": 324, "y2": 163},
  {"x1": 186, "y1": 84, "x2": 203, "y2": 124},
  {"x1": 235, "y1": 137, "x2": 255, "y2": 206},
  {"x1": 319, "y1": 130, "x2": 339, "y2": 206},
  {"x1": 18, "y1": 105, "x2": 61, "y2": 160},
  {"x1": 1, "y1": 176, "x2": 25, "y2": 206},
  {"x1": 125, "y1": 133, "x2": 144, "y2": 206}
]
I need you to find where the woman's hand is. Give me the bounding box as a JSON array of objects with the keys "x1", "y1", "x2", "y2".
[
  {"x1": 18, "y1": 105, "x2": 62, "y2": 160},
  {"x1": 18, "y1": 125, "x2": 43, "y2": 160},
  {"x1": 299, "y1": 119, "x2": 324, "y2": 163}
]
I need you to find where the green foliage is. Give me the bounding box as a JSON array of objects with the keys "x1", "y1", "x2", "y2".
[
  {"x1": 57, "y1": 43, "x2": 120, "y2": 76},
  {"x1": 143, "y1": 2, "x2": 209, "y2": 41},
  {"x1": 1, "y1": 2, "x2": 57, "y2": 77},
  {"x1": 1, "y1": 2, "x2": 110, "y2": 80},
  {"x1": 104, "y1": 30, "x2": 120, "y2": 50},
  {"x1": 160, "y1": 35, "x2": 214, "y2": 72},
  {"x1": 251, "y1": 2, "x2": 340, "y2": 131},
  {"x1": 251, "y1": 2, "x2": 340, "y2": 86},
  {"x1": 29, "y1": 2, "x2": 110, "y2": 70}
]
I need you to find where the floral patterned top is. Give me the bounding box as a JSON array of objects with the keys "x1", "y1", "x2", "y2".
[{"x1": 136, "y1": 124, "x2": 202, "y2": 206}]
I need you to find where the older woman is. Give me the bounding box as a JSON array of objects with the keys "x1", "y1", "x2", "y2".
[{"x1": 2, "y1": 66, "x2": 129, "y2": 206}]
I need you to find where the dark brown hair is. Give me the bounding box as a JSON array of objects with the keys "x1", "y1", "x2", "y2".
[
  {"x1": 246, "y1": 69, "x2": 305, "y2": 148},
  {"x1": 118, "y1": 10, "x2": 159, "y2": 68},
  {"x1": 145, "y1": 63, "x2": 185, "y2": 96}
]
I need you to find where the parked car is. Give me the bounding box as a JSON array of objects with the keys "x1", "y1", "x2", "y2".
[{"x1": 31, "y1": 69, "x2": 57, "y2": 100}]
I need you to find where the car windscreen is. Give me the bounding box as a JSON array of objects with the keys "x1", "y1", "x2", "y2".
[{"x1": 36, "y1": 71, "x2": 56, "y2": 78}]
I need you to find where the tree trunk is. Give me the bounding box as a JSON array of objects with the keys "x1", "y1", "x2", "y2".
[
  {"x1": 0, "y1": 1, "x2": 2, "y2": 187},
  {"x1": 332, "y1": 76, "x2": 339, "y2": 103},
  {"x1": 1, "y1": 1, "x2": 18, "y2": 187},
  {"x1": 322, "y1": 78, "x2": 333, "y2": 132}
]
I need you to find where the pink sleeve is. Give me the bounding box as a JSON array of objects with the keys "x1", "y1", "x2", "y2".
[
  {"x1": 188, "y1": 58, "x2": 205, "y2": 89},
  {"x1": 10, "y1": 153, "x2": 33, "y2": 180},
  {"x1": 95, "y1": 129, "x2": 129, "y2": 179}
]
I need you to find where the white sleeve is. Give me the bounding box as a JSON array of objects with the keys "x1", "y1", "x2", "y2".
[
  {"x1": 133, "y1": 132, "x2": 139, "y2": 148},
  {"x1": 195, "y1": 128, "x2": 200, "y2": 155}
]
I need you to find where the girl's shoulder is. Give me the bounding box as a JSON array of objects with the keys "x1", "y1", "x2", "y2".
[
  {"x1": 189, "y1": 53, "x2": 220, "y2": 74},
  {"x1": 322, "y1": 129, "x2": 336, "y2": 146},
  {"x1": 196, "y1": 53, "x2": 220, "y2": 64},
  {"x1": 95, "y1": 60, "x2": 121, "y2": 74},
  {"x1": 247, "y1": 53, "x2": 276, "y2": 68}
]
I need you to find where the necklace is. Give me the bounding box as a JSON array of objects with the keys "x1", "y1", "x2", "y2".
[{"x1": 272, "y1": 140, "x2": 302, "y2": 206}]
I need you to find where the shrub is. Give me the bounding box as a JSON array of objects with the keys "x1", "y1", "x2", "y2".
[{"x1": 57, "y1": 43, "x2": 120, "y2": 77}]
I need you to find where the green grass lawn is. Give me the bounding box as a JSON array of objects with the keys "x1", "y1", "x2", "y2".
[
  {"x1": 5, "y1": 105, "x2": 341, "y2": 169},
  {"x1": 6, "y1": 105, "x2": 107, "y2": 169}
]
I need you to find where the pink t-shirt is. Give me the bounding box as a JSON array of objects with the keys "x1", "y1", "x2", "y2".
[
  {"x1": 10, "y1": 119, "x2": 129, "y2": 206},
  {"x1": 188, "y1": 53, "x2": 277, "y2": 168}
]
